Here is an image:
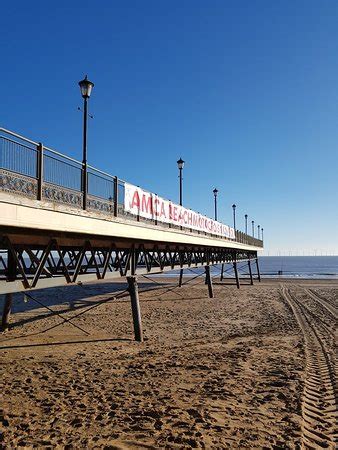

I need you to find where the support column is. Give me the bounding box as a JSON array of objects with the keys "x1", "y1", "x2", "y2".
[
  {"x1": 178, "y1": 269, "x2": 183, "y2": 287},
  {"x1": 233, "y1": 260, "x2": 240, "y2": 289},
  {"x1": 1, "y1": 294, "x2": 13, "y2": 331},
  {"x1": 220, "y1": 263, "x2": 224, "y2": 281},
  {"x1": 127, "y1": 276, "x2": 143, "y2": 342},
  {"x1": 255, "y1": 258, "x2": 261, "y2": 282},
  {"x1": 1, "y1": 250, "x2": 16, "y2": 332},
  {"x1": 248, "y1": 258, "x2": 254, "y2": 285},
  {"x1": 205, "y1": 266, "x2": 214, "y2": 298}
]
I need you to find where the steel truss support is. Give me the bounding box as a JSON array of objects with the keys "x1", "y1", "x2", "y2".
[{"x1": 0, "y1": 234, "x2": 258, "y2": 294}]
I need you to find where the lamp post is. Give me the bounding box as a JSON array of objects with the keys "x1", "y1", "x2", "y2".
[
  {"x1": 261, "y1": 227, "x2": 264, "y2": 241},
  {"x1": 177, "y1": 157, "x2": 185, "y2": 206},
  {"x1": 213, "y1": 188, "x2": 218, "y2": 221},
  {"x1": 245, "y1": 214, "x2": 248, "y2": 234},
  {"x1": 252, "y1": 220, "x2": 255, "y2": 237},
  {"x1": 79, "y1": 75, "x2": 94, "y2": 210},
  {"x1": 232, "y1": 204, "x2": 236, "y2": 230},
  {"x1": 258, "y1": 224, "x2": 260, "y2": 240}
]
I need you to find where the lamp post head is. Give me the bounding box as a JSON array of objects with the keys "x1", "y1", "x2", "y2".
[
  {"x1": 213, "y1": 188, "x2": 218, "y2": 197},
  {"x1": 245, "y1": 214, "x2": 248, "y2": 219},
  {"x1": 79, "y1": 75, "x2": 94, "y2": 98},
  {"x1": 232, "y1": 204, "x2": 236, "y2": 210},
  {"x1": 252, "y1": 220, "x2": 254, "y2": 224},
  {"x1": 177, "y1": 157, "x2": 185, "y2": 170}
]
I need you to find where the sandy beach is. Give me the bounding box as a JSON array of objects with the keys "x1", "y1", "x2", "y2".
[{"x1": 0, "y1": 276, "x2": 336, "y2": 449}]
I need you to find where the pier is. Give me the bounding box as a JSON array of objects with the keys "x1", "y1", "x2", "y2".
[{"x1": 0, "y1": 127, "x2": 263, "y2": 337}]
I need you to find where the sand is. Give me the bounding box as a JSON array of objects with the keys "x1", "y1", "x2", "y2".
[{"x1": 0, "y1": 276, "x2": 337, "y2": 449}]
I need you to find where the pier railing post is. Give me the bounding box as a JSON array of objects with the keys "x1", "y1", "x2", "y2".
[
  {"x1": 205, "y1": 265, "x2": 214, "y2": 298},
  {"x1": 114, "y1": 177, "x2": 118, "y2": 217},
  {"x1": 127, "y1": 276, "x2": 143, "y2": 342},
  {"x1": 220, "y1": 262, "x2": 224, "y2": 281},
  {"x1": 37, "y1": 142, "x2": 44, "y2": 201},
  {"x1": 255, "y1": 258, "x2": 261, "y2": 282}
]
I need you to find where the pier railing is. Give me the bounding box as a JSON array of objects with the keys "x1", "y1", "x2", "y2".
[{"x1": 0, "y1": 127, "x2": 263, "y2": 248}]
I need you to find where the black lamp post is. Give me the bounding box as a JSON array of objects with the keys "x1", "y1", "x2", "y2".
[
  {"x1": 245, "y1": 214, "x2": 248, "y2": 234},
  {"x1": 252, "y1": 220, "x2": 255, "y2": 237},
  {"x1": 232, "y1": 204, "x2": 236, "y2": 230},
  {"x1": 213, "y1": 188, "x2": 218, "y2": 221},
  {"x1": 258, "y1": 224, "x2": 260, "y2": 240},
  {"x1": 177, "y1": 157, "x2": 185, "y2": 206},
  {"x1": 79, "y1": 75, "x2": 94, "y2": 210},
  {"x1": 261, "y1": 227, "x2": 264, "y2": 241}
]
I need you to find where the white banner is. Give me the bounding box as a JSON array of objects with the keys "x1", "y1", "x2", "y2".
[{"x1": 124, "y1": 183, "x2": 235, "y2": 239}]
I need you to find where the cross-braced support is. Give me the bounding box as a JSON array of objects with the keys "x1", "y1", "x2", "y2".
[
  {"x1": 127, "y1": 276, "x2": 143, "y2": 342},
  {"x1": 0, "y1": 234, "x2": 258, "y2": 294},
  {"x1": 205, "y1": 265, "x2": 214, "y2": 298}
]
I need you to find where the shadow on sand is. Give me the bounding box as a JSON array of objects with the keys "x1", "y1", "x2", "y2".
[
  {"x1": 0, "y1": 280, "x2": 169, "y2": 332},
  {"x1": 0, "y1": 336, "x2": 133, "y2": 351}
]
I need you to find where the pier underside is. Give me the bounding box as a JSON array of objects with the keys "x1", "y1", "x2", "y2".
[{"x1": 0, "y1": 228, "x2": 257, "y2": 294}]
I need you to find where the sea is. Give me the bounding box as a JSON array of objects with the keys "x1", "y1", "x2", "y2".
[
  {"x1": 256, "y1": 256, "x2": 338, "y2": 279},
  {"x1": 165, "y1": 256, "x2": 338, "y2": 280}
]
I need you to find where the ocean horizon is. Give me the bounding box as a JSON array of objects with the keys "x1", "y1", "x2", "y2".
[
  {"x1": 161, "y1": 256, "x2": 338, "y2": 280},
  {"x1": 256, "y1": 255, "x2": 338, "y2": 279}
]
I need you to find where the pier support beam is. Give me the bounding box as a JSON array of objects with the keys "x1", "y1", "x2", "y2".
[
  {"x1": 205, "y1": 266, "x2": 214, "y2": 298},
  {"x1": 255, "y1": 258, "x2": 261, "y2": 282},
  {"x1": 248, "y1": 258, "x2": 254, "y2": 285},
  {"x1": 127, "y1": 276, "x2": 143, "y2": 342},
  {"x1": 220, "y1": 263, "x2": 224, "y2": 281},
  {"x1": 1, "y1": 251, "x2": 16, "y2": 331},
  {"x1": 233, "y1": 260, "x2": 240, "y2": 289},
  {"x1": 178, "y1": 269, "x2": 183, "y2": 287},
  {"x1": 1, "y1": 294, "x2": 13, "y2": 331}
]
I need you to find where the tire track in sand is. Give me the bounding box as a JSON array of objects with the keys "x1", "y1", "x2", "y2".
[
  {"x1": 302, "y1": 288, "x2": 338, "y2": 320},
  {"x1": 280, "y1": 284, "x2": 337, "y2": 449}
]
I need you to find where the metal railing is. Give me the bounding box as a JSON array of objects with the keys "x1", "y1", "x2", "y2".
[{"x1": 0, "y1": 127, "x2": 263, "y2": 248}]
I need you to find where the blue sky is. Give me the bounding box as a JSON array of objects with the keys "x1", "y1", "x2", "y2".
[{"x1": 1, "y1": 1, "x2": 337, "y2": 255}]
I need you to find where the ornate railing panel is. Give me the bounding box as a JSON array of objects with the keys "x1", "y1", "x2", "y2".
[{"x1": 0, "y1": 169, "x2": 37, "y2": 198}]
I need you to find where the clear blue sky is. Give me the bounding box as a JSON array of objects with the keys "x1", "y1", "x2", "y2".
[{"x1": 1, "y1": 1, "x2": 337, "y2": 255}]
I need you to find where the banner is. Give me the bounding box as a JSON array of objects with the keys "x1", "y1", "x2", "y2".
[{"x1": 124, "y1": 183, "x2": 235, "y2": 239}]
